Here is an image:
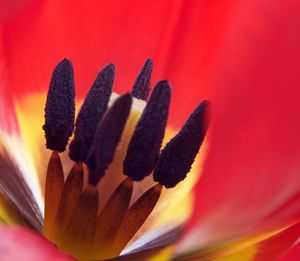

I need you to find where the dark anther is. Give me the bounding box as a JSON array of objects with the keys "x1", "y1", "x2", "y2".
[
  {"x1": 153, "y1": 100, "x2": 211, "y2": 188},
  {"x1": 69, "y1": 64, "x2": 115, "y2": 162},
  {"x1": 124, "y1": 81, "x2": 171, "y2": 181},
  {"x1": 86, "y1": 94, "x2": 132, "y2": 185},
  {"x1": 131, "y1": 59, "x2": 153, "y2": 100},
  {"x1": 43, "y1": 59, "x2": 75, "y2": 152}
]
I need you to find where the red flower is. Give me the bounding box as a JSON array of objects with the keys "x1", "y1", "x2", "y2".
[{"x1": 0, "y1": 0, "x2": 300, "y2": 260}]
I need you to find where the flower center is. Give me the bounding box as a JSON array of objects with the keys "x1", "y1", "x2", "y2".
[{"x1": 42, "y1": 59, "x2": 210, "y2": 260}]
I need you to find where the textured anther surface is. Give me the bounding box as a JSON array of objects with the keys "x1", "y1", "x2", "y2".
[
  {"x1": 153, "y1": 101, "x2": 211, "y2": 188},
  {"x1": 86, "y1": 94, "x2": 132, "y2": 185},
  {"x1": 131, "y1": 59, "x2": 153, "y2": 100},
  {"x1": 69, "y1": 64, "x2": 115, "y2": 162},
  {"x1": 124, "y1": 80, "x2": 171, "y2": 181},
  {"x1": 43, "y1": 59, "x2": 75, "y2": 152}
]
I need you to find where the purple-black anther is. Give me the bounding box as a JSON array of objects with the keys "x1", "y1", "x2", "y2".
[
  {"x1": 124, "y1": 80, "x2": 171, "y2": 181},
  {"x1": 153, "y1": 100, "x2": 211, "y2": 188},
  {"x1": 69, "y1": 64, "x2": 115, "y2": 162},
  {"x1": 86, "y1": 94, "x2": 132, "y2": 185},
  {"x1": 43, "y1": 59, "x2": 75, "y2": 152},
  {"x1": 131, "y1": 59, "x2": 153, "y2": 100}
]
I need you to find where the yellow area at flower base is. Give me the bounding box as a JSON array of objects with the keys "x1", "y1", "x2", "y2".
[{"x1": 14, "y1": 92, "x2": 205, "y2": 259}]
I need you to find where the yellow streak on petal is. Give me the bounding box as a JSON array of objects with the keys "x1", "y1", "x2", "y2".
[
  {"x1": 211, "y1": 246, "x2": 257, "y2": 261},
  {"x1": 177, "y1": 226, "x2": 288, "y2": 260},
  {"x1": 148, "y1": 246, "x2": 174, "y2": 261},
  {"x1": 213, "y1": 224, "x2": 294, "y2": 261},
  {"x1": 0, "y1": 192, "x2": 29, "y2": 225},
  {"x1": 222, "y1": 226, "x2": 287, "y2": 257}
]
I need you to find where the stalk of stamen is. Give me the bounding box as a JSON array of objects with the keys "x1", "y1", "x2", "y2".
[
  {"x1": 52, "y1": 163, "x2": 83, "y2": 244},
  {"x1": 86, "y1": 94, "x2": 132, "y2": 185},
  {"x1": 69, "y1": 64, "x2": 115, "y2": 162},
  {"x1": 124, "y1": 80, "x2": 171, "y2": 181},
  {"x1": 112, "y1": 184, "x2": 162, "y2": 255},
  {"x1": 90, "y1": 177, "x2": 133, "y2": 259},
  {"x1": 44, "y1": 151, "x2": 64, "y2": 241},
  {"x1": 131, "y1": 59, "x2": 153, "y2": 100},
  {"x1": 60, "y1": 185, "x2": 98, "y2": 261}
]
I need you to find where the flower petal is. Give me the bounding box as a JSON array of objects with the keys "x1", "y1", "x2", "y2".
[
  {"x1": 1, "y1": 0, "x2": 220, "y2": 127},
  {"x1": 175, "y1": 221, "x2": 300, "y2": 260},
  {"x1": 0, "y1": 226, "x2": 75, "y2": 261},
  {"x1": 0, "y1": 28, "x2": 19, "y2": 134},
  {"x1": 0, "y1": 191, "x2": 29, "y2": 226},
  {"x1": 183, "y1": 0, "x2": 300, "y2": 250},
  {"x1": 252, "y1": 221, "x2": 300, "y2": 260},
  {"x1": 0, "y1": 134, "x2": 43, "y2": 231},
  {"x1": 278, "y1": 240, "x2": 300, "y2": 261},
  {"x1": 0, "y1": 0, "x2": 39, "y2": 23}
]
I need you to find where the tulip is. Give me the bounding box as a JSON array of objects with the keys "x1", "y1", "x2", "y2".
[{"x1": 0, "y1": 0, "x2": 300, "y2": 260}]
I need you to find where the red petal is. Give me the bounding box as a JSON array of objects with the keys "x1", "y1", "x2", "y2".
[
  {"x1": 0, "y1": 0, "x2": 235, "y2": 127},
  {"x1": 0, "y1": 226, "x2": 75, "y2": 260},
  {"x1": 252, "y1": 221, "x2": 300, "y2": 260},
  {"x1": 277, "y1": 240, "x2": 300, "y2": 261},
  {"x1": 0, "y1": 28, "x2": 19, "y2": 133},
  {"x1": 185, "y1": 0, "x2": 300, "y2": 247},
  {"x1": 0, "y1": 0, "x2": 38, "y2": 23}
]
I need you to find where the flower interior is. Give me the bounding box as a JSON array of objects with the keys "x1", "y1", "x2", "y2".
[{"x1": 24, "y1": 59, "x2": 210, "y2": 260}]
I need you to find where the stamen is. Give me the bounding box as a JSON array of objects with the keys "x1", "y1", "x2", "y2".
[
  {"x1": 60, "y1": 185, "x2": 98, "y2": 261},
  {"x1": 53, "y1": 163, "x2": 84, "y2": 244},
  {"x1": 90, "y1": 178, "x2": 133, "y2": 259},
  {"x1": 131, "y1": 59, "x2": 153, "y2": 100},
  {"x1": 86, "y1": 94, "x2": 132, "y2": 185},
  {"x1": 41, "y1": 58, "x2": 211, "y2": 260},
  {"x1": 69, "y1": 64, "x2": 115, "y2": 162},
  {"x1": 44, "y1": 151, "x2": 64, "y2": 240},
  {"x1": 112, "y1": 184, "x2": 162, "y2": 254},
  {"x1": 124, "y1": 80, "x2": 171, "y2": 181},
  {"x1": 153, "y1": 100, "x2": 211, "y2": 188},
  {"x1": 43, "y1": 59, "x2": 75, "y2": 152}
]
